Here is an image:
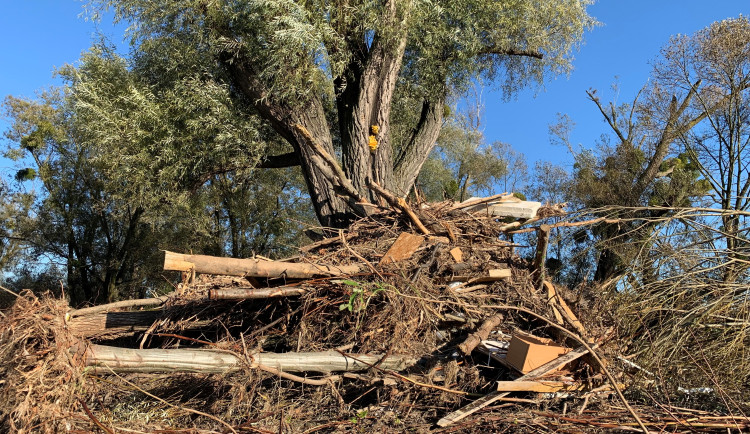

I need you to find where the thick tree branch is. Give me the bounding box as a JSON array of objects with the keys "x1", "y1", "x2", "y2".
[
  {"x1": 393, "y1": 94, "x2": 446, "y2": 196},
  {"x1": 637, "y1": 79, "x2": 703, "y2": 190}
]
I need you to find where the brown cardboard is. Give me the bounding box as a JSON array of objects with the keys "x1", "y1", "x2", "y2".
[{"x1": 505, "y1": 332, "x2": 570, "y2": 374}]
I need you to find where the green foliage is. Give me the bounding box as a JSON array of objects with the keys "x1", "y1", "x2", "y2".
[
  {"x1": 13, "y1": 169, "x2": 36, "y2": 182},
  {"x1": 337, "y1": 279, "x2": 386, "y2": 314},
  {"x1": 91, "y1": 0, "x2": 594, "y2": 102}
]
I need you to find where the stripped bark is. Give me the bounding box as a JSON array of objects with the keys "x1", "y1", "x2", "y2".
[{"x1": 75, "y1": 344, "x2": 417, "y2": 374}]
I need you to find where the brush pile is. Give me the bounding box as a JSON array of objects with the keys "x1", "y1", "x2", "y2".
[{"x1": 2, "y1": 195, "x2": 748, "y2": 433}]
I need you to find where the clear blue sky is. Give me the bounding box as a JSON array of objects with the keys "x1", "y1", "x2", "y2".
[{"x1": 1, "y1": 1, "x2": 748, "y2": 177}]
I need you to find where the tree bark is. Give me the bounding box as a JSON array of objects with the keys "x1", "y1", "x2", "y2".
[
  {"x1": 223, "y1": 58, "x2": 353, "y2": 228},
  {"x1": 394, "y1": 96, "x2": 446, "y2": 196}
]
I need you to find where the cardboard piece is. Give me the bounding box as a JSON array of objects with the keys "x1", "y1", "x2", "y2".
[
  {"x1": 505, "y1": 332, "x2": 570, "y2": 374},
  {"x1": 379, "y1": 232, "x2": 424, "y2": 265}
]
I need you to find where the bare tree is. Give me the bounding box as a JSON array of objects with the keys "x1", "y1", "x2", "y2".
[{"x1": 653, "y1": 16, "x2": 750, "y2": 281}]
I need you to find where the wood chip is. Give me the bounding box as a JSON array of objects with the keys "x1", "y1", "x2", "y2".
[{"x1": 449, "y1": 247, "x2": 463, "y2": 263}]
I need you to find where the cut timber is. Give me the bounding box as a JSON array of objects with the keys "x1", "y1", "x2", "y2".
[
  {"x1": 76, "y1": 344, "x2": 417, "y2": 374},
  {"x1": 449, "y1": 247, "x2": 463, "y2": 263},
  {"x1": 460, "y1": 196, "x2": 542, "y2": 219},
  {"x1": 458, "y1": 314, "x2": 504, "y2": 355},
  {"x1": 164, "y1": 250, "x2": 360, "y2": 278},
  {"x1": 437, "y1": 343, "x2": 597, "y2": 427},
  {"x1": 379, "y1": 232, "x2": 424, "y2": 266},
  {"x1": 495, "y1": 381, "x2": 583, "y2": 393},
  {"x1": 209, "y1": 287, "x2": 306, "y2": 300}
]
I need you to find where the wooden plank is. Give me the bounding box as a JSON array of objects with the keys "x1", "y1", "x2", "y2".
[
  {"x1": 437, "y1": 344, "x2": 597, "y2": 427},
  {"x1": 379, "y1": 232, "x2": 424, "y2": 265},
  {"x1": 495, "y1": 381, "x2": 583, "y2": 393},
  {"x1": 449, "y1": 268, "x2": 511, "y2": 283}
]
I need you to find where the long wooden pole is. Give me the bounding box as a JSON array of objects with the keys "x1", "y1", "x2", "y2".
[
  {"x1": 164, "y1": 251, "x2": 361, "y2": 278},
  {"x1": 76, "y1": 344, "x2": 417, "y2": 374},
  {"x1": 208, "y1": 287, "x2": 307, "y2": 300}
]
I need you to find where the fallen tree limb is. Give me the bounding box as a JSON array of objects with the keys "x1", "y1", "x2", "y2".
[
  {"x1": 208, "y1": 287, "x2": 307, "y2": 300},
  {"x1": 75, "y1": 344, "x2": 417, "y2": 374},
  {"x1": 66, "y1": 310, "x2": 212, "y2": 339},
  {"x1": 164, "y1": 250, "x2": 361, "y2": 278},
  {"x1": 458, "y1": 314, "x2": 504, "y2": 355},
  {"x1": 67, "y1": 294, "x2": 172, "y2": 318}
]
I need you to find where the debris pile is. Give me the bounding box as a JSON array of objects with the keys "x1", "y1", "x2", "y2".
[{"x1": 2, "y1": 194, "x2": 747, "y2": 432}]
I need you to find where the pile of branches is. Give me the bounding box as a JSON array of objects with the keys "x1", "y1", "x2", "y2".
[{"x1": 1, "y1": 198, "x2": 748, "y2": 432}]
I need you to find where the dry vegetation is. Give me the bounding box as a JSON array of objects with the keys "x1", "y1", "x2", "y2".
[{"x1": 1, "y1": 201, "x2": 749, "y2": 433}]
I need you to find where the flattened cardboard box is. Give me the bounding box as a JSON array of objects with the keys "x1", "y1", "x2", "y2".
[{"x1": 506, "y1": 332, "x2": 570, "y2": 374}]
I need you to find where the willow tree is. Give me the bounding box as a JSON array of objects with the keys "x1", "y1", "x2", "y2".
[{"x1": 88, "y1": 0, "x2": 594, "y2": 228}]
